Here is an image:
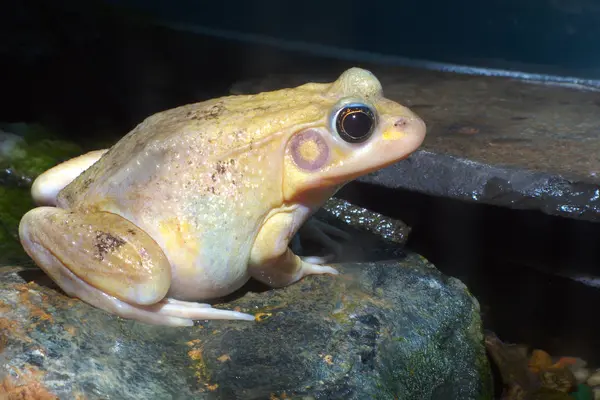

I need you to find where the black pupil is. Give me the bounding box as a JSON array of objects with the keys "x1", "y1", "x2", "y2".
[{"x1": 339, "y1": 107, "x2": 374, "y2": 142}]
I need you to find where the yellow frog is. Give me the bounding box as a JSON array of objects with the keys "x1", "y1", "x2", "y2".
[{"x1": 18, "y1": 68, "x2": 426, "y2": 326}]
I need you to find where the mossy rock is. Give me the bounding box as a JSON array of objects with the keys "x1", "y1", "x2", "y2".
[
  {"x1": 0, "y1": 122, "x2": 82, "y2": 183},
  {"x1": 0, "y1": 122, "x2": 82, "y2": 265}
]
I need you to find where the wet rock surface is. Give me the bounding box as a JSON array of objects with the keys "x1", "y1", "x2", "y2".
[{"x1": 0, "y1": 254, "x2": 491, "y2": 400}]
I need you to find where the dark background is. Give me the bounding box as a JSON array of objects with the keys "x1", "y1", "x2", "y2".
[{"x1": 104, "y1": 0, "x2": 600, "y2": 80}]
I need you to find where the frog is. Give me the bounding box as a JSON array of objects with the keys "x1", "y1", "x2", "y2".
[{"x1": 18, "y1": 67, "x2": 426, "y2": 327}]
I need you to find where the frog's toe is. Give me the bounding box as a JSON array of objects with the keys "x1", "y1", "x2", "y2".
[
  {"x1": 155, "y1": 299, "x2": 255, "y2": 321},
  {"x1": 300, "y1": 262, "x2": 339, "y2": 277},
  {"x1": 301, "y1": 255, "x2": 335, "y2": 265}
]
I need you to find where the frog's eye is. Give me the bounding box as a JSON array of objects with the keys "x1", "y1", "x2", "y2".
[{"x1": 333, "y1": 103, "x2": 377, "y2": 143}]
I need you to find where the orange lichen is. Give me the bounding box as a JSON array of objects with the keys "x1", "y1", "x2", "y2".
[
  {"x1": 186, "y1": 339, "x2": 201, "y2": 347},
  {"x1": 187, "y1": 345, "x2": 210, "y2": 383},
  {"x1": 528, "y1": 349, "x2": 553, "y2": 373},
  {"x1": 188, "y1": 349, "x2": 203, "y2": 361},
  {"x1": 0, "y1": 376, "x2": 58, "y2": 400},
  {"x1": 0, "y1": 301, "x2": 10, "y2": 314},
  {"x1": 217, "y1": 354, "x2": 231, "y2": 363},
  {"x1": 0, "y1": 333, "x2": 7, "y2": 353},
  {"x1": 318, "y1": 353, "x2": 334, "y2": 365},
  {"x1": 0, "y1": 317, "x2": 32, "y2": 344},
  {"x1": 63, "y1": 325, "x2": 77, "y2": 336},
  {"x1": 1, "y1": 365, "x2": 54, "y2": 400},
  {"x1": 14, "y1": 284, "x2": 54, "y2": 328},
  {"x1": 205, "y1": 384, "x2": 218, "y2": 391},
  {"x1": 254, "y1": 313, "x2": 271, "y2": 322},
  {"x1": 553, "y1": 357, "x2": 578, "y2": 368}
]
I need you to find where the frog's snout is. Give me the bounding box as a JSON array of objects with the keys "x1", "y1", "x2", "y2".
[{"x1": 381, "y1": 113, "x2": 427, "y2": 146}]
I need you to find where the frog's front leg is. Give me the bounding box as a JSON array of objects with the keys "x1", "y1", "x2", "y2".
[
  {"x1": 19, "y1": 207, "x2": 254, "y2": 326},
  {"x1": 249, "y1": 210, "x2": 339, "y2": 288}
]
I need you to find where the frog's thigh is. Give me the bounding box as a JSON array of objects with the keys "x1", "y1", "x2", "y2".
[
  {"x1": 19, "y1": 206, "x2": 172, "y2": 305},
  {"x1": 31, "y1": 149, "x2": 108, "y2": 206},
  {"x1": 249, "y1": 211, "x2": 339, "y2": 288}
]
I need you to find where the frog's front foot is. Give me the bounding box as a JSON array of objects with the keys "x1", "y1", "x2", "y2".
[
  {"x1": 293, "y1": 218, "x2": 352, "y2": 264},
  {"x1": 249, "y1": 211, "x2": 340, "y2": 288},
  {"x1": 19, "y1": 207, "x2": 254, "y2": 327}
]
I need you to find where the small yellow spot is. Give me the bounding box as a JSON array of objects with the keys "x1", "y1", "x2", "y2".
[
  {"x1": 206, "y1": 383, "x2": 219, "y2": 391},
  {"x1": 318, "y1": 353, "x2": 334, "y2": 365},
  {"x1": 217, "y1": 354, "x2": 231, "y2": 362},
  {"x1": 188, "y1": 349, "x2": 203, "y2": 360},
  {"x1": 186, "y1": 339, "x2": 201, "y2": 347},
  {"x1": 298, "y1": 139, "x2": 321, "y2": 162},
  {"x1": 382, "y1": 129, "x2": 405, "y2": 140},
  {"x1": 254, "y1": 312, "x2": 272, "y2": 322}
]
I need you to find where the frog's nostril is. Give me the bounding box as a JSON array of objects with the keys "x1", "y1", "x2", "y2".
[{"x1": 394, "y1": 118, "x2": 408, "y2": 128}]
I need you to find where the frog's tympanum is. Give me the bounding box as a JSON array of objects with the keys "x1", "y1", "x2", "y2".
[{"x1": 19, "y1": 68, "x2": 426, "y2": 326}]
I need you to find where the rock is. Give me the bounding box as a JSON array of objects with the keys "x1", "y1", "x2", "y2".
[
  {"x1": 0, "y1": 253, "x2": 491, "y2": 399},
  {"x1": 229, "y1": 65, "x2": 600, "y2": 223},
  {"x1": 529, "y1": 349, "x2": 554, "y2": 373},
  {"x1": 0, "y1": 122, "x2": 82, "y2": 186},
  {"x1": 0, "y1": 186, "x2": 34, "y2": 265},
  {"x1": 574, "y1": 368, "x2": 592, "y2": 385},
  {"x1": 587, "y1": 369, "x2": 600, "y2": 386},
  {"x1": 485, "y1": 331, "x2": 541, "y2": 396},
  {"x1": 0, "y1": 123, "x2": 82, "y2": 266}
]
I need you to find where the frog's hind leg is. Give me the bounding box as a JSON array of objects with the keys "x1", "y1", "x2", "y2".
[
  {"x1": 32, "y1": 149, "x2": 108, "y2": 206},
  {"x1": 19, "y1": 207, "x2": 255, "y2": 326}
]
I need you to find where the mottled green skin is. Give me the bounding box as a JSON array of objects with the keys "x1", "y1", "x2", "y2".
[{"x1": 0, "y1": 250, "x2": 491, "y2": 400}]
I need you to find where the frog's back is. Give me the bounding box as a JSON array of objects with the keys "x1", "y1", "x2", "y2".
[{"x1": 57, "y1": 82, "x2": 331, "y2": 210}]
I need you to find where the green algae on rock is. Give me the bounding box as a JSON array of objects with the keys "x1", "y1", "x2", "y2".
[
  {"x1": 0, "y1": 123, "x2": 82, "y2": 265},
  {"x1": 0, "y1": 123, "x2": 81, "y2": 185},
  {"x1": 0, "y1": 186, "x2": 35, "y2": 265}
]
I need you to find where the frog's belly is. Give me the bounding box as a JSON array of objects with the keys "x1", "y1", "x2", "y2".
[
  {"x1": 167, "y1": 261, "x2": 251, "y2": 301},
  {"x1": 148, "y1": 224, "x2": 253, "y2": 301},
  {"x1": 158, "y1": 239, "x2": 251, "y2": 300}
]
